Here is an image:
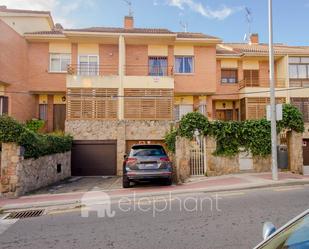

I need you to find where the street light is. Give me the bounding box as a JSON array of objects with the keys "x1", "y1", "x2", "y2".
[{"x1": 268, "y1": 0, "x2": 278, "y2": 181}]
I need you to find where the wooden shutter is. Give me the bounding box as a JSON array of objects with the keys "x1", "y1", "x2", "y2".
[{"x1": 2, "y1": 96, "x2": 8, "y2": 114}]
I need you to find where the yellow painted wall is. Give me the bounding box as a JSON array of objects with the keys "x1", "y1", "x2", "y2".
[
  {"x1": 0, "y1": 16, "x2": 51, "y2": 35},
  {"x1": 49, "y1": 43, "x2": 72, "y2": 53},
  {"x1": 221, "y1": 59, "x2": 238, "y2": 68},
  {"x1": 123, "y1": 76, "x2": 174, "y2": 89},
  {"x1": 215, "y1": 100, "x2": 234, "y2": 110},
  {"x1": 0, "y1": 85, "x2": 5, "y2": 96},
  {"x1": 276, "y1": 56, "x2": 287, "y2": 79},
  {"x1": 66, "y1": 75, "x2": 120, "y2": 88},
  {"x1": 243, "y1": 59, "x2": 259, "y2": 70},
  {"x1": 148, "y1": 45, "x2": 168, "y2": 56},
  {"x1": 174, "y1": 96, "x2": 194, "y2": 105},
  {"x1": 78, "y1": 44, "x2": 99, "y2": 54},
  {"x1": 39, "y1": 95, "x2": 48, "y2": 104},
  {"x1": 54, "y1": 95, "x2": 66, "y2": 104},
  {"x1": 174, "y1": 46, "x2": 194, "y2": 56}
]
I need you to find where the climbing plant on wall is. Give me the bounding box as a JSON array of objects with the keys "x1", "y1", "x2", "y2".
[{"x1": 164, "y1": 104, "x2": 304, "y2": 157}]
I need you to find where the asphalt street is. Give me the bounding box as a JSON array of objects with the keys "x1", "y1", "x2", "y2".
[{"x1": 0, "y1": 185, "x2": 309, "y2": 249}]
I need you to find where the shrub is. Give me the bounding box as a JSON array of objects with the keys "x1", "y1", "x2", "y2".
[
  {"x1": 178, "y1": 112, "x2": 210, "y2": 139},
  {"x1": 0, "y1": 115, "x2": 72, "y2": 159},
  {"x1": 25, "y1": 119, "x2": 45, "y2": 133},
  {"x1": 164, "y1": 105, "x2": 305, "y2": 156}
]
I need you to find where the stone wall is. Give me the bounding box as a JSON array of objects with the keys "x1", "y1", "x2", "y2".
[
  {"x1": 174, "y1": 137, "x2": 191, "y2": 183},
  {"x1": 206, "y1": 136, "x2": 240, "y2": 176},
  {"x1": 288, "y1": 131, "x2": 303, "y2": 174},
  {"x1": 0, "y1": 143, "x2": 71, "y2": 197},
  {"x1": 174, "y1": 132, "x2": 303, "y2": 177},
  {"x1": 66, "y1": 120, "x2": 172, "y2": 175}
]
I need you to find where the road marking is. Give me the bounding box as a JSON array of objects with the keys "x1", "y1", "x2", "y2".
[
  {"x1": 273, "y1": 186, "x2": 303, "y2": 192},
  {"x1": 211, "y1": 192, "x2": 245, "y2": 198}
]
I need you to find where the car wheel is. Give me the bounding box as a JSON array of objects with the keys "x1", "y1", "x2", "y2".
[
  {"x1": 163, "y1": 178, "x2": 173, "y2": 186},
  {"x1": 123, "y1": 176, "x2": 131, "y2": 188}
]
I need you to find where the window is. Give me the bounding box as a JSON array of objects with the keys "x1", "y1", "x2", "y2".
[
  {"x1": 79, "y1": 55, "x2": 99, "y2": 76},
  {"x1": 289, "y1": 57, "x2": 309, "y2": 79},
  {"x1": 221, "y1": 69, "x2": 238, "y2": 84},
  {"x1": 50, "y1": 53, "x2": 71, "y2": 72},
  {"x1": 0, "y1": 96, "x2": 8, "y2": 115},
  {"x1": 243, "y1": 70, "x2": 259, "y2": 86},
  {"x1": 39, "y1": 104, "x2": 48, "y2": 121},
  {"x1": 175, "y1": 56, "x2": 193, "y2": 74},
  {"x1": 148, "y1": 57, "x2": 168, "y2": 76},
  {"x1": 174, "y1": 104, "x2": 193, "y2": 120}
]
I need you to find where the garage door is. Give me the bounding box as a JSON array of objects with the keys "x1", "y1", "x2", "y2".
[{"x1": 71, "y1": 140, "x2": 117, "y2": 176}]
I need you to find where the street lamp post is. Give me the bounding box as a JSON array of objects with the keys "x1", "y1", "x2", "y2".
[{"x1": 268, "y1": 0, "x2": 278, "y2": 181}]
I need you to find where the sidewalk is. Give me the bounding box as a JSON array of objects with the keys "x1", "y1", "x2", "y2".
[{"x1": 1, "y1": 172, "x2": 309, "y2": 211}]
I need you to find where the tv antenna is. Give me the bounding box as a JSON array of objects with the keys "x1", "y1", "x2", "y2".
[
  {"x1": 123, "y1": 0, "x2": 133, "y2": 17},
  {"x1": 180, "y1": 20, "x2": 188, "y2": 32},
  {"x1": 244, "y1": 7, "x2": 252, "y2": 42}
]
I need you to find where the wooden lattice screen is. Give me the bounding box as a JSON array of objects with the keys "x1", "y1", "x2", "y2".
[
  {"x1": 124, "y1": 89, "x2": 174, "y2": 120},
  {"x1": 67, "y1": 88, "x2": 118, "y2": 120},
  {"x1": 246, "y1": 97, "x2": 286, "y2": 120}
]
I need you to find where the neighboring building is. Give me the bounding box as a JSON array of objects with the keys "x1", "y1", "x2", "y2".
[{"x1": 0, "y1": 6, "x2": 308, "y2": 175}]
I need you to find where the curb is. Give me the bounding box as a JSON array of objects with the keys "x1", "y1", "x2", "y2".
[{"x1": 1, "y1": 180, "x2": 309, "y2": 212}]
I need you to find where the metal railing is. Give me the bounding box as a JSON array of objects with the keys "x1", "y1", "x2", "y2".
[
  {"x1": 125, "y1": 65, "x2": 174, "y2": 76},
  {"x1": 289, "y1": 79, "x2": 309, "y2": 88},
  {"x1": 239, "y1": 78, "x2": 286, "y2": 89},
  {"x1": 67, "y1": 64, "x2": 118, "y2": 76}
]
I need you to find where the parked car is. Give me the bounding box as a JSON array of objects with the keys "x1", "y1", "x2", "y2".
[
  {"x1": 122, "y1": 144, "x2": 173, "y2": 188},
  {"x1": 254, "y1": 209, "x2": 309, "y2": 249}
]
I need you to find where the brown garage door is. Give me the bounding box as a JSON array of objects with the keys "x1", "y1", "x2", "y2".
[
  {"x1": 303, "y1": 139, "x2": 309, "y2": 166},
  {"x1": 71, "y1": 140, "x2": 117, "y2": 176}
]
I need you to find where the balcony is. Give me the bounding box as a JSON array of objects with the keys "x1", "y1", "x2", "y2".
[
  {"x1": 289, "y1": 79, "x2": 309, "y2": 87},
  {"x1": 125, "y1": 65, "x2": 174, "y2": 76},
  {"x1": 239, "y1": 78, "x2": 286, "y2": 89},
  {"x1": 124, "y1": 65, "x2": 174, "y2": 89},
  {"x1": 66, "y1": 64, "x2": 119, "y2": 88}
]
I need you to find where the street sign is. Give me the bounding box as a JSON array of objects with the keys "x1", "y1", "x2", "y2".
[{"x1": 266, "y1": 104, "x2": 283, "y2": 121}]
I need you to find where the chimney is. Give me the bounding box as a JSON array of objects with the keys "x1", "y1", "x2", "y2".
[
  {"x1": 124, "y1": 16, "x2": 134, "y2": 29},
  {"x1": 250, "y1": 33, "x2": 259, "y2": 44}
]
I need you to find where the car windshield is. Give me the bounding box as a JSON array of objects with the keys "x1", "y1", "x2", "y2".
[
  {"x1": 130, "y1": 145, "x2": 166, "y2": 157},
  {"x1": 259, "y1": 213, "x2": 309, "y2": 249}
]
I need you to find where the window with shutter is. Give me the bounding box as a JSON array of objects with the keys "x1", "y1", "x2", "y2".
[{"x1": 0, "y1": 96, "x2": 8, "y2": 115}]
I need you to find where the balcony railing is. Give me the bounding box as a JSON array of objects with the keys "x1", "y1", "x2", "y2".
[
  {"x1": 239, "y1": 78, "x2": 286, "y2": 89},
  {"x1": 67, "y1": 64, "x2": 118, "y2": 76},
  {"x1": 289, "y1": 79, "x2": 309, "y2": 87},
  {"x1": 125, "y1": 65, "x2": 174, "y2": 76}
]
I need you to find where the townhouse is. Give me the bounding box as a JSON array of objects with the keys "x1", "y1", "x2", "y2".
[{"x1": 0, "y1": 6, "x2": 308, "y2": 176}]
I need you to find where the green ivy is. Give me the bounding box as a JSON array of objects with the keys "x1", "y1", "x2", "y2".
[
  {"x1": 164, "y1": 104, "x2": 305, "y2": 157},
  {"x1": 277, "y1": 104, "x2": 304, "y2": 133},
  {"x1": 25, "y1": 119, "x2": 45, "y2": 133},
  {"x1": 164, "y1": 128, "x2": 178, "y2": 153},
  {"x1": 178, "y1": 112, "x2": 210, "y2": 139},
  {"x1": 0, "y1": 115, "x2": 72, "y2": 159}
]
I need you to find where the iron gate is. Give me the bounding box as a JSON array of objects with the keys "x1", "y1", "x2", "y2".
[{"x1": 190, "y1": 135, "x2": 206, "y2": 176}]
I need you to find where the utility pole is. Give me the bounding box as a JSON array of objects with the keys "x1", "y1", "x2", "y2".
[{"x1": 268, "y1": 0, "x2": 278, "y2": 181}]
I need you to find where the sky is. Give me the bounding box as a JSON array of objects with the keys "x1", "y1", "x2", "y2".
[{"x1": 1, "y1": 0, "x2": 309, "y2": 45}]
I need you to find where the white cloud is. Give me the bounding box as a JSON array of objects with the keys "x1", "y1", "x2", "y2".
[
  {"x1": 0, "y1": 0, "x2": 94, "y2": 27},
  {"x1": 167, "y1": 0, "x2": 241, "y2": 20}
]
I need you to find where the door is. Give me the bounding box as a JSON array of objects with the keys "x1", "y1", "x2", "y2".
[
  {"x1": 303, "y1": 139, "x2": 309, "y2": 166},
  {"x1": 53, "y1": 104, "x2": 66, "y2": 131},
  {"x1": 71, "y1": 140, "x2": 117, "y2": 176}
]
